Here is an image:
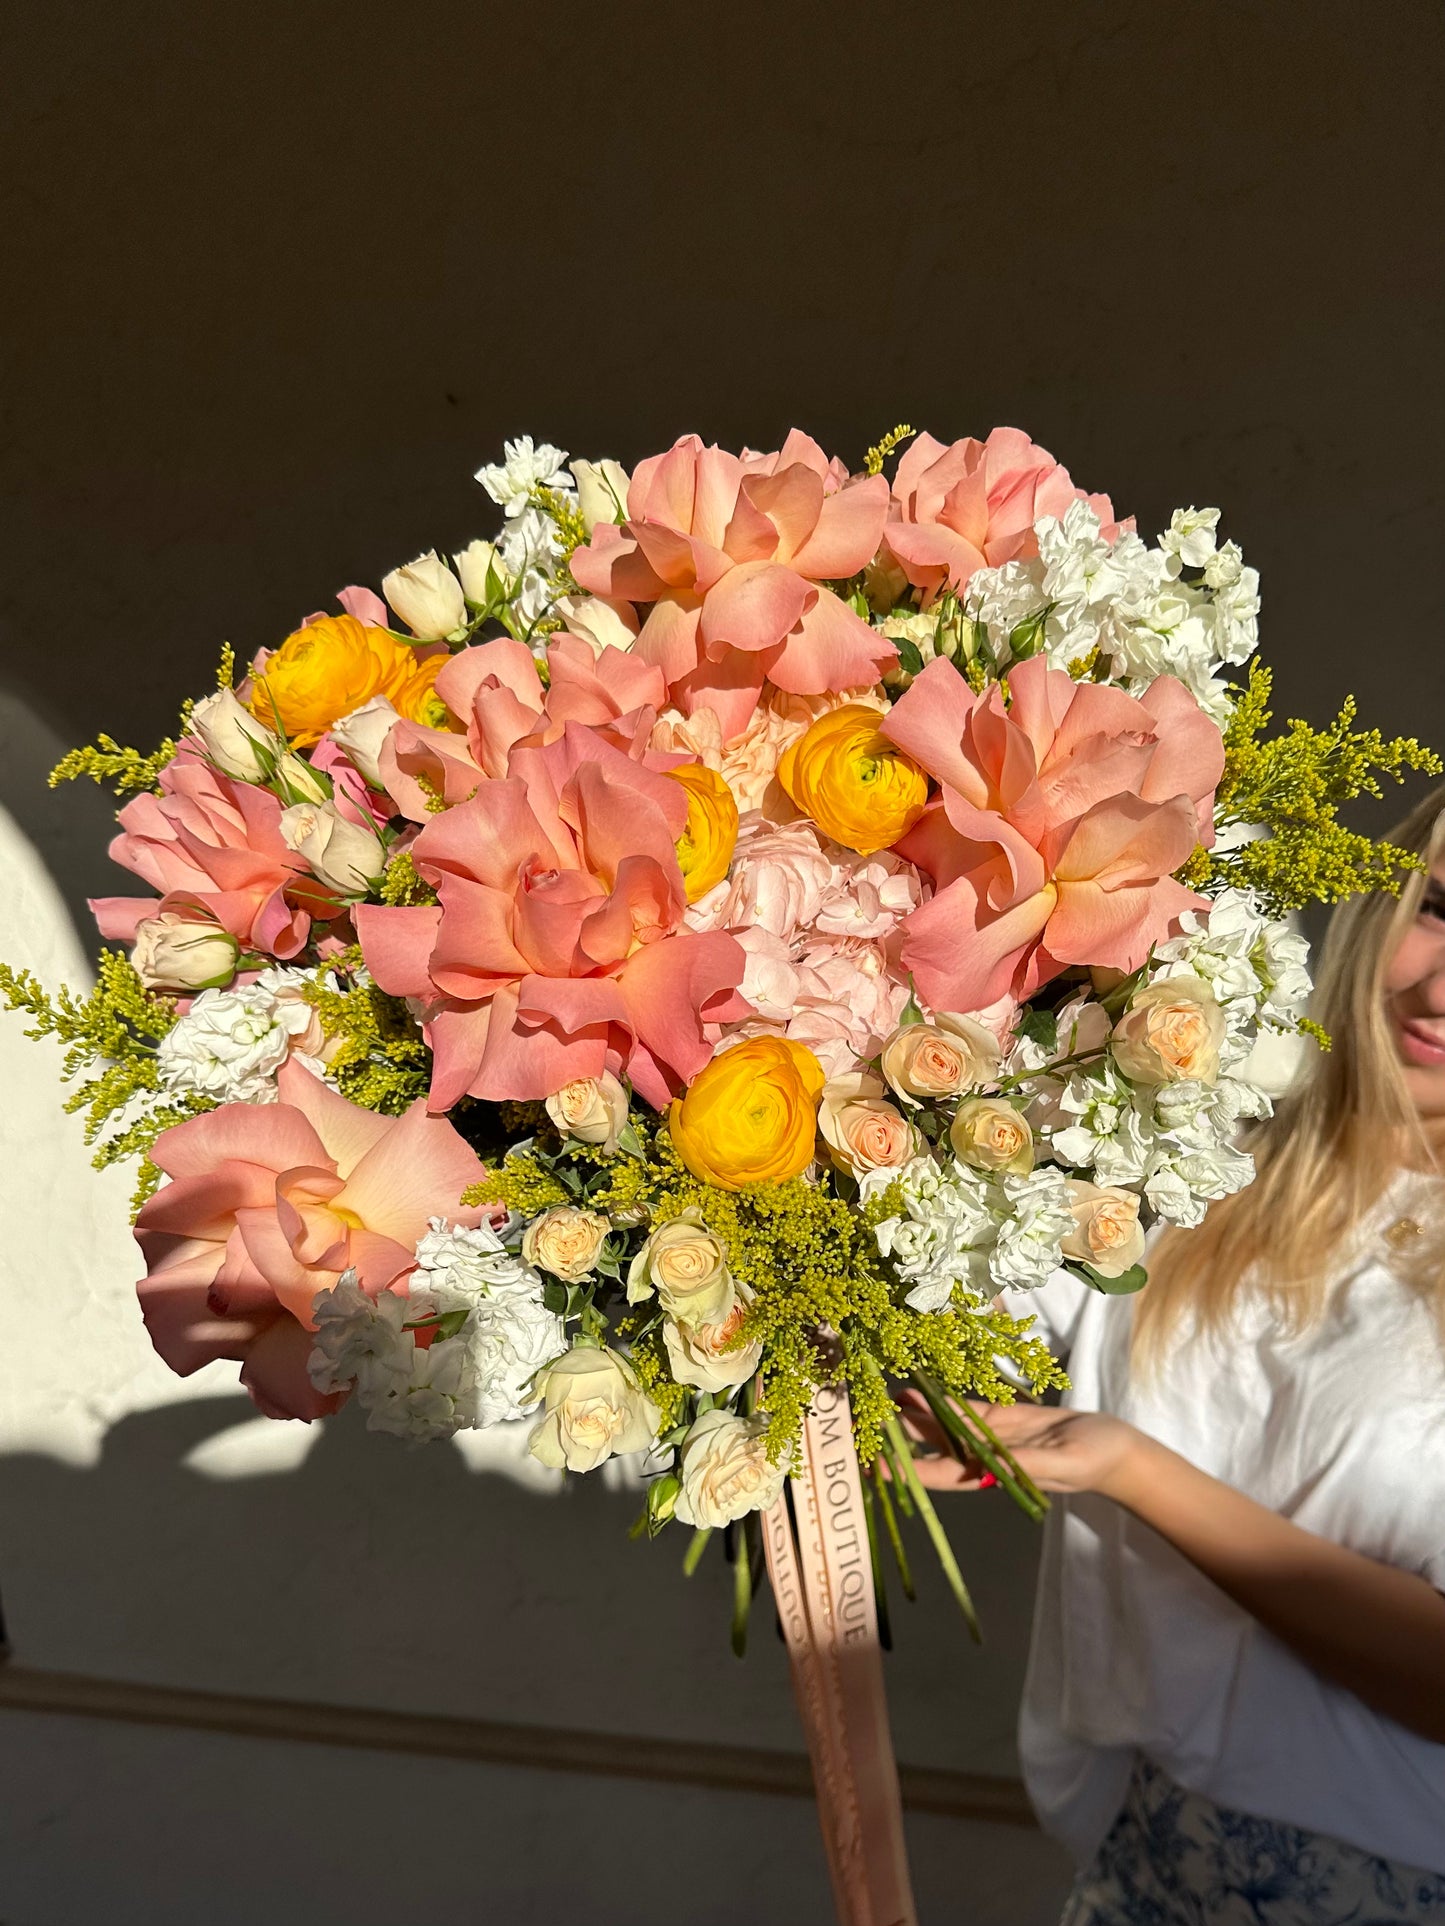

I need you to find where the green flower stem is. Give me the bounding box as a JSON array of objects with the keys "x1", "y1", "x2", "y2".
[
  {"x1": 730, "y1": 1525, "x2": 752, "y2": 1660},
  {"x1": 682, "y1": 1526, "x2": 713, "y2": 1577},
  {"x1": 994, "y1": 1044, "x2": 1110, "y2": 1094},
  {"x1": 912, "y1": 1370, "x2": 1049, "y2": 1523},
  {"x1": 882, "y1": 1411, "x2": 982, "y2": 1643},
  {"x1": 870, "y1": 1458, "x2": 915, "y2": 1602},
  {"x1": 958, "y1": 1398, "x2": 1051, "y2": 1517},
  {"x1": 861, "y1": 1475, "x2": 893, "y2": 1650},
  {"x1": 879, "y1": 1431, "x2": 916, "y2": 1518}
]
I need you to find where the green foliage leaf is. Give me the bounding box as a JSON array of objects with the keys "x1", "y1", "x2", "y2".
[
  {"x1": 1014, "y1": 1006, "x2": 1058, "y2": 1054},
  {"x1": 1076, "y1": 1261, "x2": 1149, "y2": 1296}
]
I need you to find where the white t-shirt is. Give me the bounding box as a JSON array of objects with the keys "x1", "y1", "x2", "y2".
[{"x1": 1004, "y1": 1183, "x2": 1445, "y2": 1873}]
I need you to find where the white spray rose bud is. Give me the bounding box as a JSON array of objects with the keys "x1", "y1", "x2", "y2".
[
  {"x1": 453, "y1": 538, "x2": 509, "y2": 607},
  {"x1": 1111, "y1": 974, "x2": 1226, "y2": 1086},
  {"x1": 569, "y1": 457, "x2": 630, "y2": 532},
  {"x1": 949, "y1": 1098, "x2": 1034, "y2": 1175},
  {"x1": 625, "y1": 1206, "x2": 733, "y2": 1326},
  {"x1": 330, "y1": 696, "x2": 402, "y2": 789},
  {"x1": 673, "y1": 1410, "x2": 788, "y2": 1529},
  {"x1": 663, "y1": 1281, "x2": 762, "y2": 1395},
  {"x1": 880, "y1": 1011, "x2": 1002, "y2": 1103},
  {"x1": 381, "y1": 549, "x2": 468, "y2": 640},
  {"x1": 132, "y1": 913, "x2": 240, "y2": 991},
  {"x1": 553, "y1": 593, "x2": 639, "y2": 658},
  {"x1": 1061, "y1": 1180, "x2": 1146, "y2": 1278},
  {"x1": 522, "y1": 1205, "x2": 610, "y2": 1282},
  {"x1": 527, "y1": 1345, "x2": 659, "y2": 1473},
  {"x1": 544, "y1": 1072, "x2": 629, "y2": 1154},
  {"x1": 279, "y1": 800, "x2": 384, "y2": 899},
  {"x1": 189, "y1": 688, "x2": 280, "y2": 781},
  {"x1": 272, "y1": 750, "x2": 332, "y2": 805}
]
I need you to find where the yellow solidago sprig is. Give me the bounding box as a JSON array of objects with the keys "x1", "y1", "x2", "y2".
[
  {"x1": 378, "y1": 849, "x2": 439, "y2": 907},
  {"x1": 1189, "y1": 662, "x2": 1442, "y2": 914},
  {"x1": 298, "y1": 951, "x2": 431, "y2": 1115},
  {"x1": 863, "y1": 424, "x2": 916, "y2": 476},
  {"x1": 49, "y1": 643, "x2": 238, "y2": 797},
  {"x1": 615, "y1": 1147, "x2": 1064, "y2": 1467},
  {"x1": 0, "y1": 949, "x2": 210, "y2": 1212}
]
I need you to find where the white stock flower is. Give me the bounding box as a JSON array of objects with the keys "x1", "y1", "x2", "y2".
[
  {"x1": 476, "y1": 436, "x2": 571, "y2": 516},
  {"x1": 869, "y1": 1155, "x2": 1068, "y2": 1308},
  {"x1": 1159, "y1": 506, "x2": 1221, "y2": 574},
  {"x1": 363, "y1": 1330, "x2": 483, "y2": 1445},
  {"x1": 468, "y1": 1291, "x2": 566, "y2": 1425},
  {"x1": 983, "y1": 497, "x2": 1256, "y2": 714},
  {"x1": 412, "y1": 1216, "x2": 542, "y2": 1304},
  {"x1": 1145, "y1": 1139, "x2": 1255, "y2": 1227},
  {"x1": 308, "y1": 1226, "x2": 566, "y2": 1442},
  {"x1": 495, "y1": 505, "x2": 564, "y2": 626},
  {"x1": 382, "y1": 550, "x2": 468, "y2": 640},
  {"x1": 308, "y1": 1274, "x2": 412, "y2": 1402},
  {"x1": 414, "y1": 1218, "x2": 563, "y2": 1423},
  {"x1": 157, "y1": 982, "x2": 320, "y2": 1102},
  {"x1": 987, "y1": 1168, "x2": 1075, "y2": 1290}
]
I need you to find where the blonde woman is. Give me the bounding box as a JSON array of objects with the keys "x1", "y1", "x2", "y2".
[{"x1": 913, "y1": 786, "x2": 1445, "y2": 1923}]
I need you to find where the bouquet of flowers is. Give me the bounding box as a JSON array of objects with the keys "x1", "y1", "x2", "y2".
[{"x1": 6, "y1": 424, "x2": 1435, "y2": 1921}]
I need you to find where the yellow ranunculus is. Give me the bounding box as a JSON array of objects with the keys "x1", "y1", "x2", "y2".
[
  {"x1": 665, "y1": 763, "x2": 739, "y2": 902},
  {"x1": 776, "y1": 703, "x2": 928, "y2": 855},
  {"x1": 248, "y1": 615, "x2": 425, "y2": 748},
  {"x1": 392, "y1": 649, "x2": 458, "y2": 729},
  {"x1": 669, "y1": 1037, "x2": 825, "y2": 1190}
]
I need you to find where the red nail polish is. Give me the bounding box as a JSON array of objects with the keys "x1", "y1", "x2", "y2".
[{"x1": 979, "y1": 1472, "x2": 998, "y2": 1489}]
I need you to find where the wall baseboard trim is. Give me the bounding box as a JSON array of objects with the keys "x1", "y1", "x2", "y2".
[{"x1": 0, "y1": 1660, "x2": 1035, "y2": 1827}]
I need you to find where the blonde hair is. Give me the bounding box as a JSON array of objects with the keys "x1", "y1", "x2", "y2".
[{"x1": 1132, "y1": 783, "x2": 1445, "y2": 1371}]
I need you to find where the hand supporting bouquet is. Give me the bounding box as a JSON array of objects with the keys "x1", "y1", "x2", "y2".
[{"x1": 7, "y1": 424, "x2": 1436, "y2": 1923}]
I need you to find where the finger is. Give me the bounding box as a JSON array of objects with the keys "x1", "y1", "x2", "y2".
[
  {"x1": 899, "y1": 1412, "x2": 951, "y2": 1453},
  {"x1": 966, "y1": 1400, "x2": 1056, "y2": 1442}
]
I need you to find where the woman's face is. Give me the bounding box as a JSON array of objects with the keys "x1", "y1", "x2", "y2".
[{"x1": 1384, "y1": 848, "x2": 1445, "y2": 1119}]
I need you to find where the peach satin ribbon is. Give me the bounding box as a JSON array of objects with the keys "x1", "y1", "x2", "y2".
[{"x1": 762, "y1": 1382, "x2": 916, "y2": 1926}]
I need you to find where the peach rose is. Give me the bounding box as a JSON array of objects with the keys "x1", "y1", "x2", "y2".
[
  {"x1": 1110, "y1": 974, "x2": 1226, "y2": 1086},
  {"x1": 879, "y1": 1012, "x2": 1002, "y2": 1104},
  {"x1": 818, "y1": 1071, "x2": 920, "y2": 1175},
  {"x1": 949, "y1": 1098, "x2": 1034, "y2": 1175},
  {"x1": 663, "y1": 1282, "x2": 762, "y2": 1394},
  {"x1": 1061, "y1": 1180, "x2": 1146, "y2": 1278},
  {"x1": 544, "y1": 1072, "x2": 630, "y2": 1154},
  {"x1": 626, "y1": 1207, "x2": 734, "y2": 1327},
  {"x1": 522, "y1": 1206, "x2": 611, "y2": 1282}
]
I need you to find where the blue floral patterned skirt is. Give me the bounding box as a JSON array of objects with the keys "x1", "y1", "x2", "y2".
[{"x1": 1060, "y1": 1755, "x2": 1445, "y2": 1925}]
